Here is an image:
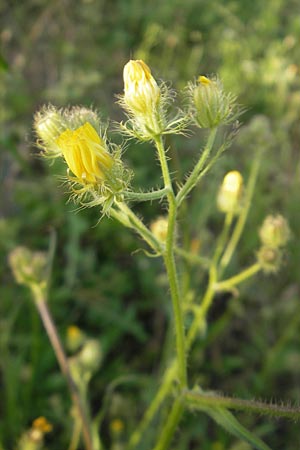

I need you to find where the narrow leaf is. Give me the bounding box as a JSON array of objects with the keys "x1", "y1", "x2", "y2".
[{"x1": 207, "y1": 407, "x2": 272, "y2": 450}]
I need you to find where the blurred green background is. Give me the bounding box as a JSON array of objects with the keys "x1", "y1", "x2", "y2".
[{"x1": 1, "y1": 0, "x2": 300, "y2": 449}]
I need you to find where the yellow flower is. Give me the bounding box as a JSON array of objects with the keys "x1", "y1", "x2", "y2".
[
  {"x1": 198, "y1": 75, "x2": 212, "y2": 86},
  {"x1": 56, "y1": 122, "x2": 113, "y2": 185},
  {"x1": 217, "y1": 170, "x2": 243, "y2": 213},
  {"x1": 66, "y1": 325, "x2": 85, "y2": 352},
  {"x1": 123, "y1": 59, "x2": 160, "y2": 115},
  {"x1": 32, "y1": 416, "x2": 53, "y2": 434},
  {"x1": 110, "y1": 418, "x2": 124, "y2": 435}
]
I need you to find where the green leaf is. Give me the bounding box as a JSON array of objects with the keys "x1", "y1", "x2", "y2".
[
  {"x1": 206, "y1": 407, "x2": 272, "y2": 450},
  {"x1": 0, "y1": 53, "x2": 8, "y2": 72}
]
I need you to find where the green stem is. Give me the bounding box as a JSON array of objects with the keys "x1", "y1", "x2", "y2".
[
  {"x1": 174, "y1": 247, "x2": 210, "y2": 268},
  {"x1": 129, "y1": 237, "x2": 261, "y2": 450},
  {"x1": 184, "y1": 390, "x2": 300, "y2": 421},
  {"x1": 152, "y1": 398, "x2": 184, "y2": 450},
  {"x1": 176, "y1": 128, "x2": 217, "y2": 207},
  {"x1": 123, "y1": 187, "x2": 170, "y2": 202},
  {"x1": 112, "y1": 202, "x2": 163, "y2": 254},
  {"x1": 186, "y1": 270, "x2": 216, "y2": 348},
  {"x1": 127, "y1": 368, "x2": 175, "y2": 450},
  {"x1": 220, "y1": 152, "x2": 261, "y2": 270},
  {"x1": 154, "y1": 135, "x2": 187, "y2": 389},
  {"x1": 213, "y1": 211, "x2": 234, "y2": 267},
  {"x1": 129, "y1": 264, "x2": 216, "y2": 450},
  {"x1": 68, "y1": 416, "x2": 82, "y2": 450},
  {"x1": 214, "y1": 263, "x2": 261, "y2": 292}
]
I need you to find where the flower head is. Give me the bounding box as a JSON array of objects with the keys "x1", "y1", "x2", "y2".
[
  {"x1": 56, "y1": 122, "x2": 113, "y2": 185},
  {"x1": 9, "y1": 246, "x2": 48, "y2": 288},
  {"x1": 259, "y1": 214, "x2": 290, "y2": 249},
  {"x1": 32, "y1": 417, "x2": 53, "y2": 434},
  {"x1": 34, "y1": 106, "x2": 132, "y2": 213}
]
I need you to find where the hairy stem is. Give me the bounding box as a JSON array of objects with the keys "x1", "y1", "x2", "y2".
[
  {"x1": 152, "y1": 399, "x2": 184, "y2": 450},
  {"x1": 214, "y1": 262, "x2": 261, "y2": 292},
  {"x1": 184, "y1": 390, "x2": 300, "y2": 421},
  {"x1": 154, "y1": 135, "x2": 187, "y2": 389},
  {"x1": 123, "y1": 187, "x2": 170, "y2": 202},
  {"x1": 112, "y1": 202, "x2": 163, "y2": 254},
  {"x1": 176, "y1": 127, "x2": 217, "y2": 207}
]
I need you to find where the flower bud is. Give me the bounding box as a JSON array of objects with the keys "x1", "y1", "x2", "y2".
[
  {"x1": 64, "y1": 106, "x2": 100, "y2": 131},
  {"x1": 257, "y1": 246, "x2": 282, "y2": 273},
  {"x1": 217, "y1": 170, "x2": 243, "y2": 214},
  {"x1": 150, "y1": 216, "x2": 168, "y2": 242},
  {"x1": 121, "y1": 59, "x2": 164, "y2": 139},
  {"x1": 66, "y1": 325, "x2": 86, "y2": 352},
  {"x1": 123, "y1": 60, "x2": 160, "y2": 114},
  {"x1": 34, "y1": 106, "x2": 66, "y2": 156},
  {"x1": 192, "y1": 75, "x2": 236, "y2": 128},
  {"x1": 77, "y1": 339, "x2": 102, "y2": 373},
  {"x1": 8, "y1": 246, "x2": 48, "y2": 288},
  {"x1": 259, "y1": 215, "x2": 290, "y2": 249}
]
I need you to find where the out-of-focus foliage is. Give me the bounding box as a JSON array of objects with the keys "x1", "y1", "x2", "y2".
[{"x1": 1, "y1": 0, "x2": 300, "y2": 449}]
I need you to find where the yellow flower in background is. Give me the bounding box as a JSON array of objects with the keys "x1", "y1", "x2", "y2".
[
  {"x1": 259, "y1": 214, "x2": 290, "y2": 249},
  {"x1": 150, "y1": 216, "x2": 169, "y2": 242},
  {"x1": 66, "y1": 325, "x2": 86, "y2": 352},
  {"x1": 217, "y1": 170, "x2": 243, "y2": 213},
  {"x1": 56, "y1": 122, "x2": 113, "y2": 185},
  {"x1": 32, "y1": 417, "x2": 53, "y2": 434},
  {"x1": 110, "y1": 418, "x2": 125, "y2": 435},
  {"x1": 123, "y1": 59, "x2": 160, "y2": 115}
]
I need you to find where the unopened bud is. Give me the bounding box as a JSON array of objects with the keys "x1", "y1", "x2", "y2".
[
  {"x1": 66, "y1": 325, "x2": 86, "y2": 352},
  {"x1": 34, "y1": 106, "x2": 65, "y2": 156},
  {"x1": 257, "y1": 246, "x2": 282, "y2": 273},
  {"x1": 259, "y1": 215, "x2": 290, "y2": 249},
  {"x1": 78, "y1": 339, "x2": 102, "y2": 373},
  {"x1": 217, "y1": 171, "x2": 243, "y2": 213},
  {"x1": 121, "y1": 59, "x2": 164, "y2": 139},
  {"x1": 123, "y1": 60, "x2": 160, "y2": 115},
  {"x1": 8, "y1": 246, "x2": 47, "y2": 288},
  {"x1": 150, "y1": 216, "x2": 168, "y2": 242},
  {"x1": 192, "y1": 75, "x2": 237, "y2": 128}
]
